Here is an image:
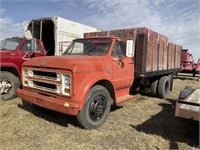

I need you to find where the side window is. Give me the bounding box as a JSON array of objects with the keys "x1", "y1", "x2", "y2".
[
  {"x1": 20, "y1": 40, "x2": 42, "y2": 51},
  {"x1": 112, "y1": 41, "x2": 126, "y2": 57},
  {"x1": 21, "y1": 40, "x2": 31, "y2": 51}
]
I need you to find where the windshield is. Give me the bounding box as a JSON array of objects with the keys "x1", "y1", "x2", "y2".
[
  {"x1": 63, "y1": 38, "x2": 112, "y2": 55},
  {"x1": 0, "y1": 38, "x2": 22, "y2": 50}
]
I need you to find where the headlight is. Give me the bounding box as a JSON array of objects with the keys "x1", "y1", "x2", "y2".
[
  {"x1": 64, "y1": 75, "x2": 71, "y2": 86},
  {"x1": 27, "y1": 70, "x2": 34, "y2": 77},
  {"x1": 62, "y1": 74, "x2": 71, "y2": 96}
]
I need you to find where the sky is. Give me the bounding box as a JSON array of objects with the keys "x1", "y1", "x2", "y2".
[{"x1": 0, "y1": 0, "x2": 200, "y2": 61}]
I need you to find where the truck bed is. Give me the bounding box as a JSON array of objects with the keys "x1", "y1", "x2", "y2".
[{"x1": 175, "y1": 89, "x2": 200, "y2": 121}]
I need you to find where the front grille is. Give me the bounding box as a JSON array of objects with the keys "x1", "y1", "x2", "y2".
[
  {"x1": 27, "y1": 69, "x2": 62, "y2": 94},
  {"x1": 34, "y1": 81, "x2": 57, "y2": 89},
  {"x1": 33, "y1": 70, "x2": 57, "y2": 79}
]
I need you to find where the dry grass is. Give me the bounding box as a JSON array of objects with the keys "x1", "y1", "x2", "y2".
[{"x1": 0, "y1": 74, "x2": 199, "y2": 150}]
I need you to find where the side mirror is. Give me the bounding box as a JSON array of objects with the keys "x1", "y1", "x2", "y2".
[
  {"x1": 31, "y1": 38, "x2": 36, "y2": 51},
  {"x1": 126, "y1": 40, "x2": 135, "y2": 57},
  {"x1": 26, "y1": 43, "x2": 31, "y2": 51},
  {"x1": 26, "y1": 38, "x2": 37, "y2": 51}
]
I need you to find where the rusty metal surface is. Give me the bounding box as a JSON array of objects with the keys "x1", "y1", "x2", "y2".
[
  {"x1": 175, "y1": 89, "x2": 200, "y2": 121},
  {"x1": 84, "y1": 27, "x2": 181, "y2": 76},
  {"x1": 168, "y1": 43, "x2": 174, "y2": 69},
  {"x1": 175, "y1": 103, "x2": 199, "y2": 121}
]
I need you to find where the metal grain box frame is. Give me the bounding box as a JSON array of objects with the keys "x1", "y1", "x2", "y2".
[{"x1": 84, "y1": 27, "x2": 182, "y2": 78}]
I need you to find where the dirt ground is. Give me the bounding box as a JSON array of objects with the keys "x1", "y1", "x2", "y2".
[{"x1": 0, "y1": 74, "x2": 199, "y2": 150}]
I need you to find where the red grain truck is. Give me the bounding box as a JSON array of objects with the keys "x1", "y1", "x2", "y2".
[
  {"x1": 17, "y1": 27, "x2": 181, "y2": 129},
  {"x1": 0, "y1": 37, "x2": 46, "y2": 100}
]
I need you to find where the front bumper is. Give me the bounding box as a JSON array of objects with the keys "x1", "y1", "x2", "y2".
[{"x1": 17, "y1": 89, "x2": 80, "y2": 115}]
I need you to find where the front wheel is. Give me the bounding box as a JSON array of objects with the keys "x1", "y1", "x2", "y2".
[
  {"x1": 0, "y1": 71, "x2": 20, "y2": 101},
  {"x1": 77, "y1": 85, "x2": 111, "y2": 129}
]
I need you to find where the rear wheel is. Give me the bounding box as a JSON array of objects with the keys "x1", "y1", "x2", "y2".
[
  {"x1": 77, "y1": 85, "x2": 111, "y2": 129},
  {"x1": 0, "y1": 71, "x2": 20, "y2": 100},
  {"x1": 151, "y1": 79, "x2": 158, "y2": 97},
  {"x1": 157, "y1": 76, "x2": 170, "y2": 99}
]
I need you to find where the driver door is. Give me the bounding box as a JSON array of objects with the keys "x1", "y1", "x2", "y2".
[{"x1": 111, "y1": 41, "x2": 134, "y2": 90}]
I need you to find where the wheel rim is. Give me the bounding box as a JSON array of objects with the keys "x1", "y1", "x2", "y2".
[
  {"x1": 89, "y1": 95, "x2": 106, "y2": 122},
  {"x1": 0, "y1": 79, "x2": 12, "y2": 95}
]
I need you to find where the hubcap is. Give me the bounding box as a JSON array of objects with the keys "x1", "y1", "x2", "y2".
[
  {"x1": 89, "y1": 95, "x2": 106, "y2": 121},
  {"x1": 0, "y1": 79, "x2": 12, "y2": 94}
]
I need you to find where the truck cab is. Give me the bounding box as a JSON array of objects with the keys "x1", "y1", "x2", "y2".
[
  {"x1": 0, "y1": 37, "x2": 46, "y2": 100},
  {"x1": 17, "y1": 36, "x2": 135, "y2": 129}
]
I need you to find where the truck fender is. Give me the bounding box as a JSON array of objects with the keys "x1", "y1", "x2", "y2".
[
  {"x1": 1, "y1": 63, "x2": 20, "y2": 78},
  {"x1": 74, "y1": 73, "x2": 115, "y2": 110}
]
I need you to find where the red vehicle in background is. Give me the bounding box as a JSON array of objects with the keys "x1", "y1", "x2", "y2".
[
  {"x1": 181, "y1": 49, "x2": 196, "y2": 76},
  {"x1": 0, "y1": 37, "x2": 46, "y2": 100},
  {"x1": 180, "y1": 49, "x2": 200, "y2": 79},
  {"x1": 195, "y1": 59, "x2": 200, "y2": 73},
  {"x1": 195, "y1": 59, "x2": 200, "y2": 81}
]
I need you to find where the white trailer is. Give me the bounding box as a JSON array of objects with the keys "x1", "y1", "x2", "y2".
[{"x1": 23, "y1": 16, "x2": 101, "y2": 56}]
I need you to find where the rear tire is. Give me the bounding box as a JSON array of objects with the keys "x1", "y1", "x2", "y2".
[
  {"x1": 0, "y1": 71, "x2": 20, "y2": 101},
  {"x1": 157, "y1": 76, "x2": 170, "y2": 99},
  {"x1": 77, "y1": 85, "x2": 111, "y2": 129},
  {"x1": 151, "y1": 79, "x2": 158, "y2": 97}
]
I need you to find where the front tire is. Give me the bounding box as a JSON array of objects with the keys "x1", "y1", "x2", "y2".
[
  {"x1": 77, "y1": 85, "x2": 111, "y2": 129},
  {"x1": 0, "y1": 71, "x2": 20, "y2": 101}
]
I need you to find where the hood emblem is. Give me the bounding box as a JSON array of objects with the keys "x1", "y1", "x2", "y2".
[{"x1": 40, "y1": 61, "x2": 47, "y2": 67}]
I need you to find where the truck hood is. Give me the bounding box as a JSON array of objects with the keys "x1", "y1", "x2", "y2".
[{"x1": 23, "y1": 55, "x2": 106, "y2": 72}]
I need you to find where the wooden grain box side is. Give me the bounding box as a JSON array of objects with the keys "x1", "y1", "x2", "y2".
[
  {"x1": 84, "y1": 28, "x2": 137, "y2": 40},
  {"x1": 168, "y1": 43, "x2": 175, "y2": 70},
  {"x1": 136, "y1": 28, "x2": 168, "y2": 73},
  {"x1": 167, "y1": 43, "x2": 182, "y2": 70},
  {"x1": 167, "y1": 43, "x2": 172, "y2": 70},
  {"x1": 175, "y1": 45, "x2": 182, "y2": 69},
  {"x1": 158, "y1": 35, "x2": 168, "y2": 71},
  {"x1": 145, "y1": 29, "x2": 158, "y2": 72}
]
